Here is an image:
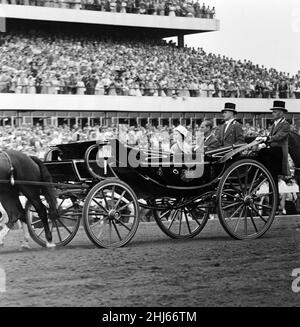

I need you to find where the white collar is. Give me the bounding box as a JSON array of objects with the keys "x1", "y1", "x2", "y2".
[
  {"x1": 274, "y1": 117, "x2": 285, "y2": 126},
  {"x1": 204, "y1": 133, "x2": 212, "y2": 141},
  {"x1": 225, "y1": 118, "x2": 235, "y2": 125}
]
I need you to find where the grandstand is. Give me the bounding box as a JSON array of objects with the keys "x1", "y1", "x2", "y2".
[{"x1": 0, "y1": 1, "x2": 299, "y2": 130}]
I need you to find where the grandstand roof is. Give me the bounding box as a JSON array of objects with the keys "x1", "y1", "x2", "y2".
[{"x1": 0, "y1": 4, "x2": 220, "y2": 38}]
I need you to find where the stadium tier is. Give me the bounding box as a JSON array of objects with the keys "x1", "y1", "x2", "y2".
[{"x1": 0, "y1": 2, "x2": 299, "y2": 129}]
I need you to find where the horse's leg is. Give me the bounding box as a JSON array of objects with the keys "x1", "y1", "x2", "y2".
[
  {"x1": 0, "y1": 189, "x2": 24, "y2": 246},
  {"x1": 20, "y1": 186, "x2": 55, "y2": 248},
  {"x1": 19, "y1": 215, "x2": 31, "y2": 249}
]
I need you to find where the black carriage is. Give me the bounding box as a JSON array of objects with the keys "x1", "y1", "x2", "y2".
[{"x1": 26, "y1": 137, "x2": 279, "y2": 248}]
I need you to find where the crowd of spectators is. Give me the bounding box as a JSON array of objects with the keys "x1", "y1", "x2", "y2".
[
  {"x1": 1, "y1": 30, "x2": 300, "y2": 98},
  {"x1": 1, "y1": 121, "x2": 300, "y2": 158},
  {"x1": 1, "y1": 121, "x2": 300, "y2": 215},
  {"x1": 0, "y1": 0, "x2": 216, "y2": 18}
]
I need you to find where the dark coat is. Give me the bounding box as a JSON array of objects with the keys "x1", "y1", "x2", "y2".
[
  {"x1": 218, "y1": 120, "x2": 244, "y2": 147},
  {"x1": 204, "y1": 133, "x2": 220, "y2": 151},
  {"x1": 268, "y1": 119, "x2": 290, "y2": 176}
]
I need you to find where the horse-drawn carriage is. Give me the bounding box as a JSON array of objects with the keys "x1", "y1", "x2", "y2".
[{"x1": 23, "y1": 135, "x2": 285, "y2": 249}]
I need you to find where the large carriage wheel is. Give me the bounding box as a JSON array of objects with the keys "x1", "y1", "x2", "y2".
[
  {"x1": 152, "y1": 196, "x2": 210, "y2": 239},
  {"x1": 217, "y1": 159, "x2": 277, "y2": 240},
  {"x1": 83, "y1": 179, "x2": 140, "y2": 248},
  {"x1": 25, "y1": 189, "x2": 83, "y2": 247}
]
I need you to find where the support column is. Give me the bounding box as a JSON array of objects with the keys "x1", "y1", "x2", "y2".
[
  {"x1": 0, "y1": 17, "x2": 6, "y2": 33},
  {"x1": 178, "y1": 34, "x2": 184, "y2": 48}
]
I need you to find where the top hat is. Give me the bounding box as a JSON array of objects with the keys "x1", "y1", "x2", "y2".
[
  {"x1": 174, "y1": 125, "x2": 188, "y2": 138},
  {"x1": 221, "y1": 102, "x2": 237, "y2": 114},
  {"x1": 270, "y1": 100, "x2": 288, "y2": 112}
]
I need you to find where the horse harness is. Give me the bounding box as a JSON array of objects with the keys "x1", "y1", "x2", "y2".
[{"x1": 0, "y1": 151, "x2": 15, "y2": 186}]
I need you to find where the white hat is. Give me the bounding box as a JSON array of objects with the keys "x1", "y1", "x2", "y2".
[{"x1": 174, "y1": 125, "x2": 188, "y2": 138}]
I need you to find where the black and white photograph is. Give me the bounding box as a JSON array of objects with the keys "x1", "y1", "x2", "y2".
[{"x1": 0, "y1": 0, "x2": 299, "y2": 310}]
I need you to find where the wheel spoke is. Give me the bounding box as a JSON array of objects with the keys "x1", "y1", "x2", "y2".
[
  {"x1": 222, "y1": 191, "x2": 240, "y2": 199},
  {"x1": 59, "y1": 203, "x2": 80, "y2": 214},
  {"x1": 57, "y1": 198, "x2": 66, "y2": 210},
  {"x1": 159, "y1": 209, "x2": 172, "y2": 220},
  {"x1": 112, "y1": 220, "x2": 122, "y2": 241},
  {"x1": 90, "y1": 218, "x2": 103, "y2": 229},
  {"x1": 250, "y1": 178, "x2": 268, "y2": 196},
  {"x1": 101, "y1": 189, "x2": 110, "y2": 209},
  {"x1": 96, "y1": 223, "x2": 106, "y2": 239},
  {"x1": 255, "y1": 203, "x2": 272, "y2": 210},
  {"x1": 56, "y1": 218, "x2": 72, "y2": 235},
  {"x1": 249, "y1": 208, "x2": 258, "y2": 233},
  {"x1": 186, "y1": 208, "x2": 202, "y2": 226},
  {"x1": 31, "y1": 218, "x2": 42, "y2": 226},
  {"x1": 249, "y1": 168, "x2": 259, "y2": 194},
  {"x1": 114, "y1": 190, "x2": 126, "y2": 209},
  {"x1": 233, "y1": 206, "x2": 244, "y2": 232},
  {"x1": 111, "y1": 186, "x2": 115, "y2": 209},
  {"x1": 60, "y1": 215, "x2": 83, "y2": 221},
  {"x1": 37, "y1": 227, "x2": 45, "y2": 237},
  {"x1": 226, "y1": 203, "x2": 244, "y2": 220},
  {"x1": 109, "y1": 221, "x2": 112, "y2": 243},
  {"x1": 54, "y1": 220, "x2": 63, "y2": 242},
  {"x1": 236, "y1": 168, "x2": 245, "y2": 193},
  {"x1": 92, "y1": 198, "x2": 108, "y2": 213},
  {"x1": 178, "y1": 210, "x2": 183, "y2": 235},
  {"x1": 114, "y1": 218, "x2": 132, "y2": 231},
  {"x1": 167, "y1": 210, "x2": 178, "y2": 230},
  {"x1": 121, "y1": 214, "x2": 136, "y2": 217},
  {"x1": 184, "y1": 209, "x2": 192, "y2": 234},
  {"x1": 222, "y1": 201, "x2": 243, "y2": 210},
  {"x1": 249, "y1": 204, "x2": 267, "y2": 223},
  {"x1": 117, "y1": 201, "x2": 134, "y2": 212},
  {"x1": 244, "y1": 207, "x2": 248, "y2": 235},
  {"x1": 244, "y1": 165, "x2": 250, "y2": 194},
  {"x1": 227, "y1": 179, "x2": 243, "y2": 195}
]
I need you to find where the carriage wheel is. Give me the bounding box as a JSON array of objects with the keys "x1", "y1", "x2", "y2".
[
  {"x1": 217, "y1": 159, "x2": 277, "y2": 240},
  {"x1": 153, "y1": 196, "x2": 210, "y2": 239},
  {"x1": 25, "y1": 189, "x2": 83, "y2": 247},
  {"x1": 83, "y1": 179, "x2": 140, "y2": 248}
]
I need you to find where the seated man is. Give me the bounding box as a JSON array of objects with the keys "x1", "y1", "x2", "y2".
[{"x1": 196, "y1": 119, "x2": 220, "y2": 152}]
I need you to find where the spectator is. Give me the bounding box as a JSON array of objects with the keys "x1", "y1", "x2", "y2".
[{"x1": 0, "y1": 29, "x2": 298, "y2": 99}]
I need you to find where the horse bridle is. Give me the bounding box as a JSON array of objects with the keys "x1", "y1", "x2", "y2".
[{"x1": 0, "y1": 151, "x2": 15, "y2": 186}]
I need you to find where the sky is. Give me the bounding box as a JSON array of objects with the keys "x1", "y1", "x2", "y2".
[{"x1": 181, "y1": 0, "x2": 300, "y2": 76}]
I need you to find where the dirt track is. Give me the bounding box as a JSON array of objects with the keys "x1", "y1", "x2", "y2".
[{"x1": 0, "y1": 216, "x2": 300, "y2": 307}]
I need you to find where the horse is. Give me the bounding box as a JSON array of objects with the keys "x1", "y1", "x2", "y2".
[{"x1": 0, "y1": 150, "x2": 58, "y2": 249}]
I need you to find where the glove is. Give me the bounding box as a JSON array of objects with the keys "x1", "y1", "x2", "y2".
[{"x1": 255, "y1": 136, "x2": 268, "y2": 143}]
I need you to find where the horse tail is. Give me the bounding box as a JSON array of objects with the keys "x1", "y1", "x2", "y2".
[{"x1": 30, "y1": 156, "x2": 58, "y2": 220}]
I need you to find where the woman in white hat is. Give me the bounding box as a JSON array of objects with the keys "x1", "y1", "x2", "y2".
[{"x1": 170, "y1": 125, "x2": 193, "y2": 155}]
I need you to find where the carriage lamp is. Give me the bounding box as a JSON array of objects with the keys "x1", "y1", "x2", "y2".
[{"x1": 96, "y1": 145, "x2": 112, "y2": 175}]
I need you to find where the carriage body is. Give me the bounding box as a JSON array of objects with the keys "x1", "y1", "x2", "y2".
[{"x1": 24, "y1": 137, "x2": 279, "y2": 249}]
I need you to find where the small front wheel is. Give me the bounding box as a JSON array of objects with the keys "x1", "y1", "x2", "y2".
[{"x1": 83, "y1": 179, "x2": 140, "y2": 248}]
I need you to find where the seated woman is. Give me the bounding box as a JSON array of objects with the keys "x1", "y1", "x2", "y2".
[{"x1": 170, "y1": 125, "x2": 193, "y2": 155}]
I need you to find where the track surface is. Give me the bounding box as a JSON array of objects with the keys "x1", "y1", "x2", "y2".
[{"x1": 0, "y1": 216, "x2": 300, "y2": 307}]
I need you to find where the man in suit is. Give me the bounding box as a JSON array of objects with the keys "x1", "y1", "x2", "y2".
[
  {"x1": 217, "y1": 102, "x2": 245, "y2": 147},
  {"x1": 198, "y1": 120, "x2": 220, "y2": 151},
  {"x1": 256, "y1": 100, "x2": 290, "y2": 177}
]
